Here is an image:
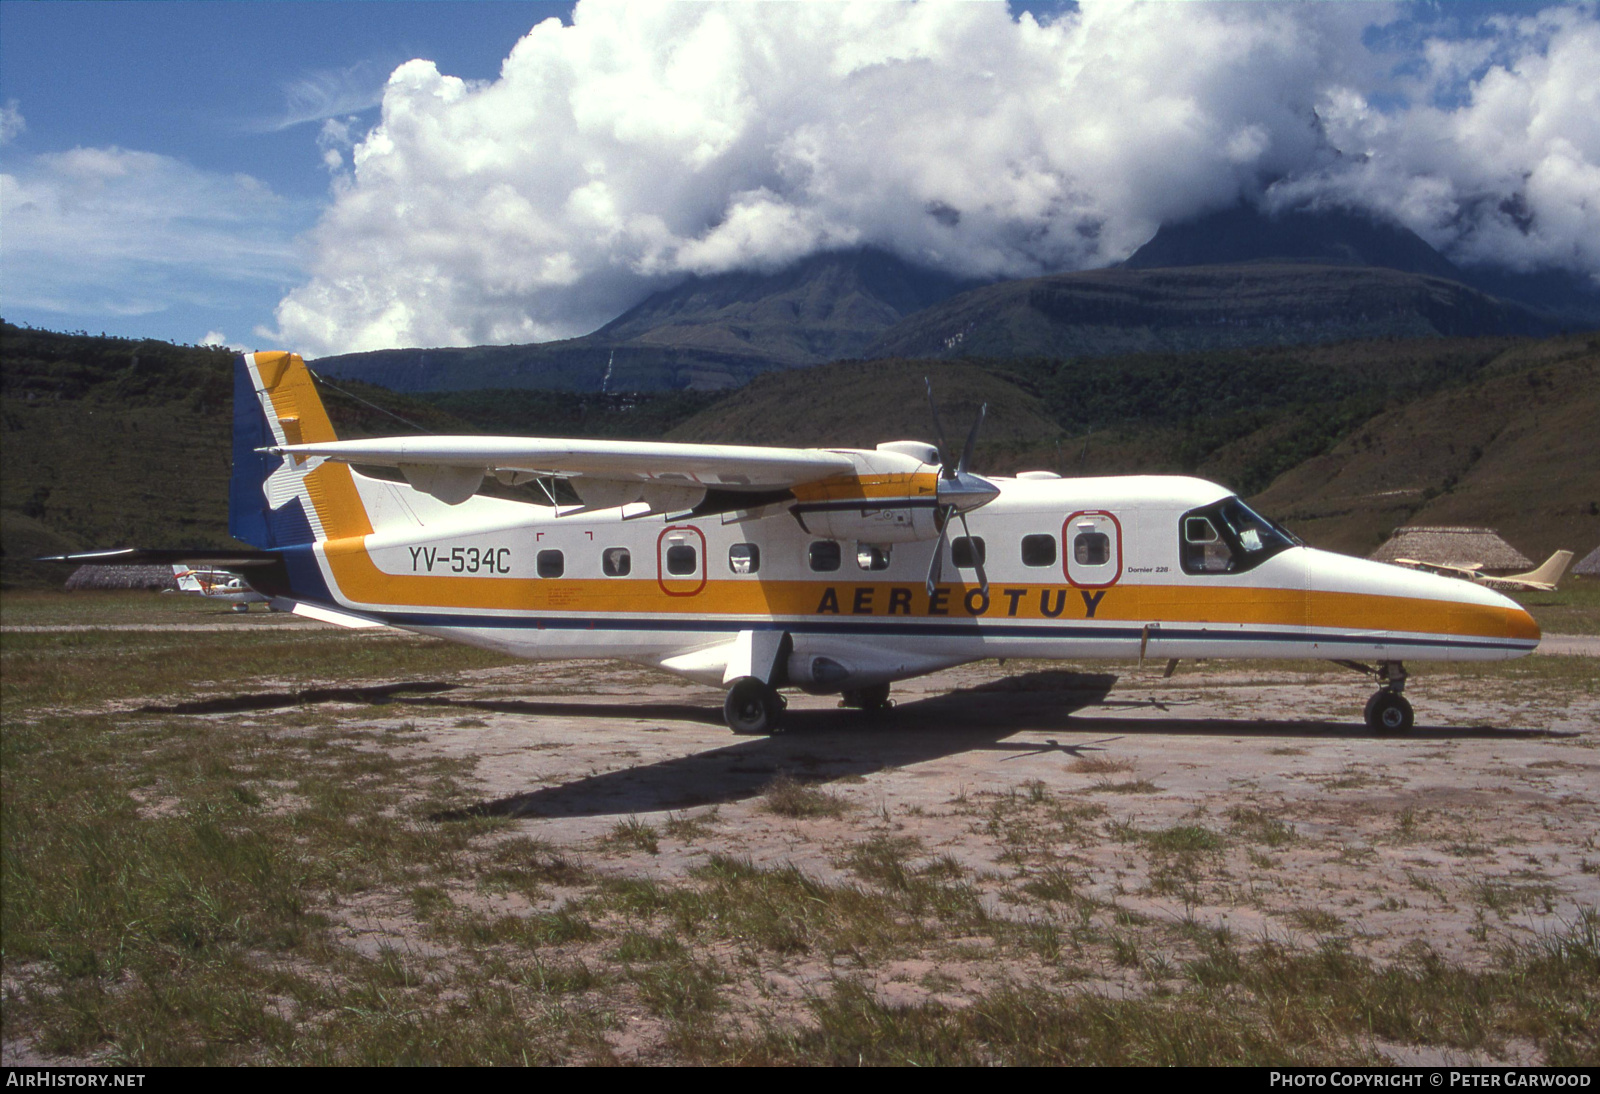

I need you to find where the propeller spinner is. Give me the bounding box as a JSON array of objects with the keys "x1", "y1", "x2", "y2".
[{"x1": 924, "y1": 379, "x2": 999, "y2": 596}]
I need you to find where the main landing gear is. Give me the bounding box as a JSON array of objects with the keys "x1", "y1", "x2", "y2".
[
  {"x1": 724, "y1": 677, "x2": 787, "y2": 735},
  {"x1": 1335, "y1": 660, "x2": 1414, "y2": 733},
  {"x1": 840, "y1": 683, "x2": 893, "y2": 715}
]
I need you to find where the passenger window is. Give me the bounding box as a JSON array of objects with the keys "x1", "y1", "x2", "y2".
[
  {"x1": 666, "y1": 544, "x2": 698, "y2": 576},
  {"x1": 729, "y1": 543, "x2": 760, "y2": 574},
  {"x1": 1073, "y1": 532, "x2": 1110, "y2": 566},
  {"x1": 951, "y1": 536, "x2": 986, "y2": 568},
  {"x1": 537, "y1": 549, "x2": 565, "y2": 578},
  {"x1": 1021, "y1": 534, "x2": 1057, "y2": 567},
  {"x1": 809, "y1": 541, "x2": 841, "y2": 572},
  {"x1": 856, "y1": 543, "x2": 891, "y2": 571},
  {"x1": 601, "y1": 547, "x2": 631, "y2": 577}
]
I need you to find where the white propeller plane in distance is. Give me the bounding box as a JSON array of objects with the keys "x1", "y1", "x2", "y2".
[
  {"x1": 1392, "y1": 550, "x2": 1576, "y2": 594},
  {"x1": 170, "y1": 564, "x2": 270, "y2": 611},
  {"x1": 49, "y1": 352, "x2": 1541, "y2": 735}
]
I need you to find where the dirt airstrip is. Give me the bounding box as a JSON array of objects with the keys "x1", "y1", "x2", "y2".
[
  {"x1": 5, "y1": 609, "x2": 1597, "y2": 1065},
  {"x1": 319, "y1": 647, "x2": 1600, "y2": 986}
]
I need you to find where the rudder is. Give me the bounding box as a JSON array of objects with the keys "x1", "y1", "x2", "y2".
[{"x1": 229, "y1": 352, "x2": 372, "y2": 549}]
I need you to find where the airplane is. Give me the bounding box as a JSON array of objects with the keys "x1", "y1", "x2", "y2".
[
  {"x1": 1392, "y1": 550, "x2": 1575, "y2": 593},
  {"x1": 44, "y1": 352, "x2": 1540, "y2": 736},
  {"x1": 170, "y1": 563, "x2": 269, "y2": 611}
]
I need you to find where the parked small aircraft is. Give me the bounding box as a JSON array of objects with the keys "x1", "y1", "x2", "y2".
[
  {"x1": 170, "y1": 564, "x2": 268, "y2": 611},
  {"x1": 1392, "y1": 550, "x2": 1575, "y2": 593},
  {"x1": 47, "y1": 353, "x2": 1540, "y2": 734}
]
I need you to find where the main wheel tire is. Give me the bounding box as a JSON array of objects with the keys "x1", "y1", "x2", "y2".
[
  {"x1": 724, "y1": 678, "x2": 785, "y2": 735},
  {"x1": 1364, "y1": 691, "x2": 1414, "y2": 733}
]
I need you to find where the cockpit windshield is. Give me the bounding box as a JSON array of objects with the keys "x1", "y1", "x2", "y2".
[{"x1": 1179, "y1": 497, "x2": 1300, "y2": 575}]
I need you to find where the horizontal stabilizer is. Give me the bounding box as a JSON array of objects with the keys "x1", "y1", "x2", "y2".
[
  {"x1": 267, "y1": 598, "x2": 389, "y2": 629},
  {"x1": 35, "y1": 548, "x2": 282, "y2": 568}
]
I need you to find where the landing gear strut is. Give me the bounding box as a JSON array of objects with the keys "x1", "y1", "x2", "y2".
[
  {"x1": 724, "y1": 677, "x2": 786, "y2": 735},
  {"x1": 1335, "y1": 660, "x2": 1413, "y2": 733}
]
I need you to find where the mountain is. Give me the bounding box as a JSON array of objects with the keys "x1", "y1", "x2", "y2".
[
  {"x1": 1123, "y1": 202, "x2": 1462, "y2": 279},
  {"x1": 864, "y1": 263, "x2": 1555, "y2": 362},
  {"x1": 313, "y1": 249, "x2": 979, "y2": 394},
  {"x1": 1123, "y1": 203, "x2": 1600, "y2": 327}
]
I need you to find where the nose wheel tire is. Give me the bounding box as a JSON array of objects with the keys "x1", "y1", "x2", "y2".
[
  {"x1": 1364, "y1": 691, "x2": 1414, "y2": 733},
  {"x1": 725, "y1": 678, "x2": 786, "y2": 735}
]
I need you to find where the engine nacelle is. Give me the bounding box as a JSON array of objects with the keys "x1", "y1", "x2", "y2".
[
  {"x1": 784, "y1": 635, "x2": 967, "y2": 693},
  {"x1": 792, "y1": 502, "x2": 940, "y2": 544}
]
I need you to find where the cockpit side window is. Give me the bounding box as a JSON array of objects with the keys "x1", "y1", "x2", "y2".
[{"x1": 1179, "y1": 497, "x2": 1299, "y2": 575}]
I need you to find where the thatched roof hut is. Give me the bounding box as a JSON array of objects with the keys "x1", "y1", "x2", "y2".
[
  {"x1": 1574, "y1": 545, "x2": 1600, "y2": 577},
  {"x1": 1370, "y1": 526, "x2": 1532, "y2": 572},
  {"x1": 64, "y1": 565, "x2": 178, "y2": 591}
]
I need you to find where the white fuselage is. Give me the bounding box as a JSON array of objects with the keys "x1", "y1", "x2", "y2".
[{"x1": 298, "y1": 469, "x2": 1538, "y2": 692}]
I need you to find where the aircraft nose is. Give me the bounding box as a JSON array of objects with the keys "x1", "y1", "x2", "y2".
[
  {"x1": 1503, "y1": 599, "x2": 1540, "y2": 643},
  {"x1": 1445, "y1": 576, "x2": 1539, "y2": 644}
]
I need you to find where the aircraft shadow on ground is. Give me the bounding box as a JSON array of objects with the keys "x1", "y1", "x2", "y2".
[
  {"x1": 427, "y1": 670, "x2": 1568, "y2": 821},
  {"x1": 139, "y1": 681, "x2": 459, "y2": 715}
]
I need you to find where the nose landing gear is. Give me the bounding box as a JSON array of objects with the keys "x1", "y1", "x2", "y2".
[{"x1": 1334, "y1": 660, "x2": 1414, "y2": 733}]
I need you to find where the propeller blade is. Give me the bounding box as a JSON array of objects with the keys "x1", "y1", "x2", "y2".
[
  {"x1": 925, "y1": 506, "x2": 951, "y2": 597},
  {"x1": 924, "y1": 377, "x2": 953, "y2": 477},
  {"x1": 957, "y1": 509, "x2": 989, "y2": 596},
  {"x1": 958, "y1": 403, "x2": 987, "y2": 475}
]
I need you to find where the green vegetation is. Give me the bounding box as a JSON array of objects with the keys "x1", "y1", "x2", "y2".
[
  {"x1": 415, "y1": 387, "x2": 718, "y2": 439},
  {"x1": 3, "y1": 590, "x2": 1596, "y2": 1064},
  {"x1": 1513, "y1": 580, "x2": 1600, "y2": 637},
  {"x1": 6, "y1": 321, "x2": 1596, "y2": 589}
]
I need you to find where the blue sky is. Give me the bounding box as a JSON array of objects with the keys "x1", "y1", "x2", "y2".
[
  {"x1": 2, "y1": 1, "x2": 1595, "y2": 357},
  {"x1": 1, "y1": 1, "x2": 572, "y2": 345}
]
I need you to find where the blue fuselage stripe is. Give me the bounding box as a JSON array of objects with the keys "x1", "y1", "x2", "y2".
[{"x1": 362, "y1": 609, "x2": 1534, "y2": 653}]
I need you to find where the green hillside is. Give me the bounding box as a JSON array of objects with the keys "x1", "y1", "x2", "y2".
[
  {"x1": 6, "y1": 322, "x2": 1596, "y2": 587},
  {"x1": 668, "y1": 333, "x2": 1600, "y2": 561},
  {"x1": 0, "y1": 324, "x2": 475, "y2": 587}
]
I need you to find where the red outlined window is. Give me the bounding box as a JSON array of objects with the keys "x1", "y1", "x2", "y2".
[
  {"x1": 656, "y1": 525, "x2": 707, "y2": 596},
  {"x1": 1063, "y1": 510, "x2": 1122, "y2": 588}
]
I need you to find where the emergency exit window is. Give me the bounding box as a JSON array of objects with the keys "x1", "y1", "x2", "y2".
[
  {"x1": 1073, "y1": 532, "x2": 1110, "y2": 566},
  {"x1": 666, "y1": 544, "x2": 698, "y2": 575},
  {"x1": 537, "y1": 549, "x2": 565, "y2": 578}
]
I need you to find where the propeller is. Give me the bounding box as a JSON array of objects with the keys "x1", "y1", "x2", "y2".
[{"x1": 924, "y1": 379, "x2": 998, "y2": 597}]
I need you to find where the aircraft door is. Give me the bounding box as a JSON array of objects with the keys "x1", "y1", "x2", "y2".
[
  {"x1": 657, "y1": 525, "x2": 707, "y2": 597},
  {"x1": 1064, "y1": 511, "x2": 1122, "y2": 588}
]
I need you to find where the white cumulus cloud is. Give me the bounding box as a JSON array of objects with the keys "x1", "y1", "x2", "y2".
[
  {"x1": 269, "y1": 0, "x2": 1600, "y2": 357},
  {"x1": 1, "y1": 146, "x2": 304, "y2": 318},
  {"x1": 0, "y1": 99, "x2": 24, "y2": 145}
]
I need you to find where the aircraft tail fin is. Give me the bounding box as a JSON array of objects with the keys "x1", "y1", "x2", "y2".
[
  {"x1": 1502, "y1": 550, "x2": 1575, "y2": 590},
  {"x1": 229, "y1": 352, "x2": 373, "y2": 549}
]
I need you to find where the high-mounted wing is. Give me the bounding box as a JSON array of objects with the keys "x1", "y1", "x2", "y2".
[{"x1": 265, "y1": 436, "x2": 862, "y2": 509}]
